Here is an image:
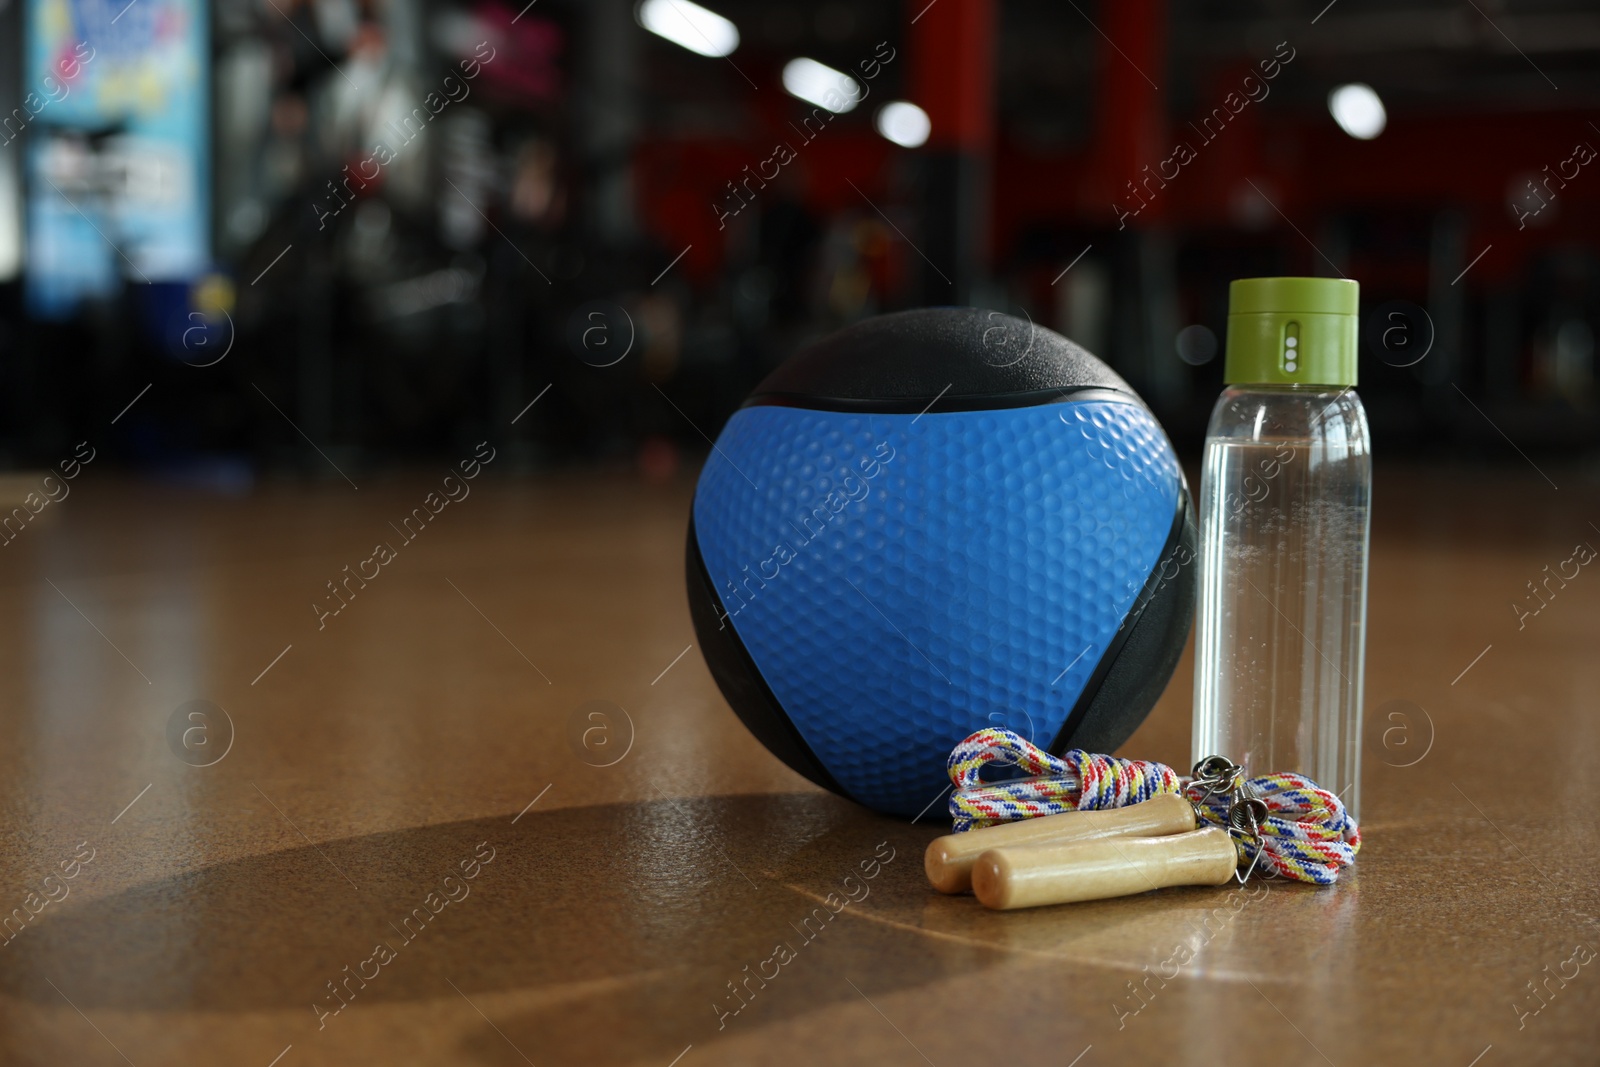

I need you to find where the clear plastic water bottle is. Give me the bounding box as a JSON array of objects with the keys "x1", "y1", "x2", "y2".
[{"x1": 1192, "y1": 277, "x2": 1371, "y2": 821}]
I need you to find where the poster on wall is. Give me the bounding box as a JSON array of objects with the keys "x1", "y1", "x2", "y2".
[{"x1": 25, "y1": 0, "x2": 209, "y2": 318}]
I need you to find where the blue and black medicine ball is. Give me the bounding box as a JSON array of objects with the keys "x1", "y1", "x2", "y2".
[{"x1": 686, "y1": 307, "x2": 1196, "y2": 818}]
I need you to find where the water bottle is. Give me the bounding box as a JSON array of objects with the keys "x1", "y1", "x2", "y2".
[{"x1": 1192, "y1": 277, "x2": 1371, "y2": 821}]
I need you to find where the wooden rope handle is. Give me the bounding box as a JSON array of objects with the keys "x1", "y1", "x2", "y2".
[
  {"x1": 924, "y1": 792, "x2": 1197, "y2": 894},
  {"x1": 971, "y1": 826, "x2": 1238, "y2": 910}
]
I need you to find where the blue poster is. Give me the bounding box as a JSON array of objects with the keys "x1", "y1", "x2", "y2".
[{"x1": 24, "y1": 0, "x2": 209, "y2": 317}]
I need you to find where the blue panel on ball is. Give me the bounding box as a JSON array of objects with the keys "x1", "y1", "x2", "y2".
[{"x1": 692, "y1": 399, "x2": 1181, "y2": 817}]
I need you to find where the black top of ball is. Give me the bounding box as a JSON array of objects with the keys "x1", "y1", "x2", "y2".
[{"x1": 746, "y1": 307, "x2": 1139, "y2": 414}]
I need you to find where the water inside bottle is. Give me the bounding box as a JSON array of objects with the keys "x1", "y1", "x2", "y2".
[{"x1": 1193, "y1": 401, "x2": 1370, "y2": 820}]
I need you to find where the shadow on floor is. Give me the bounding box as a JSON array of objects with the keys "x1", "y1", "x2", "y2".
[{"x1": 0, "y1": 792, "x2": 986, "y2": 1061}]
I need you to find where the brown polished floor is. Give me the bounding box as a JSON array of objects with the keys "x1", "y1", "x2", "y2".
[{"x1": 0, "y1": 462, "x2": 1595, "y2": 1067}]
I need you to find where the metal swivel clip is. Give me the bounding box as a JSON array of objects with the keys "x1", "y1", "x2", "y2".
[{"x1": 1190, "y1": 755, "x2": 1272, "y2": 884}]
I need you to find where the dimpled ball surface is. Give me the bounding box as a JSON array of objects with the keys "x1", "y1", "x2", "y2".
[{"x1": 691, "y1": 398, "x2": 1181, "y2": 816}]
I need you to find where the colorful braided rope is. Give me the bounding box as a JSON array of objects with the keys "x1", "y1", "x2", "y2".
[
  {"x1": 1191, "y1": 772, "x2": 1361, "y2": 885},
  {"x1": 947, "y1": 727, "x2": 1183, "y2": 830},
  {"x1": 945, "y1": 728, "x2": 1361, "y2": 885}
]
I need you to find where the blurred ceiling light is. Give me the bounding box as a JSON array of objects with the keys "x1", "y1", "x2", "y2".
[
  {"x1": 876, "y1": 101, "x2": 930, "y2": 148},
  {"x1": 782, "y1": 57, "x2": 862, "y2": 113},
  {"x1": 636, "y1": 0, "x2": 739, "y2": 59},
  {"x1": 1175, "y1": 324, "x2": 1218, "y2": 366},
  {"x1": 1328, "y1": 83, "x2": 1386, "y2": 140}
]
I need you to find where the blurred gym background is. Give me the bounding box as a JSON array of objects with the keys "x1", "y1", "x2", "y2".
[{"x1": 1, "y1": 0, "x2": 1597, "y2": 484}]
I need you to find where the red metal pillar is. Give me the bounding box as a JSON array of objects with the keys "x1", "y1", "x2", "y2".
[
  {"x1": 1090, "y1": 0, "x2": 1167, "y2": 225},
  {"x1": 909, "y1": 0, "x2": 996, "y2": 304},
  {"x1": 1085, "y1": 0, "x2": 1174, "y2": 402}
]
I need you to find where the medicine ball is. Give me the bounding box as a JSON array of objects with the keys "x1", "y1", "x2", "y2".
[{"x1": 685, "y1": 308, "x2": 1195, "y2": 818}]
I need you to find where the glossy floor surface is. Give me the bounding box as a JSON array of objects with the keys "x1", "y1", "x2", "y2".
[{"x1": 0, "y1": 462, "x2": 1595, "y2": 1067}]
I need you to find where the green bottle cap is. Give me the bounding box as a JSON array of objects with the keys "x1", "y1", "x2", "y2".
[{"x1": 1224, "y1": 276, "x2": 1359, "y2": 387}]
